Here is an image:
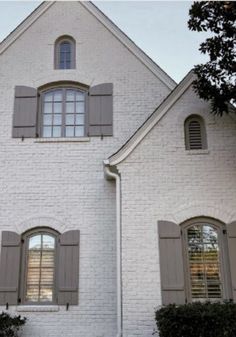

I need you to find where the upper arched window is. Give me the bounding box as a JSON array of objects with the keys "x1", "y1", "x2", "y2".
[
  {"x1": 184, "y1": 115, "x2": 207, "y2": 150},
  {"x1": 40, "y1": 86, "x2": 86, "y2": 138},
  {"x1": 55, "y1": 36, "x2": 76, "y2": 69}
]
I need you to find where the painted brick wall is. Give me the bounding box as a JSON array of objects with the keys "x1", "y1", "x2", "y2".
[
  {"x1": 118, "y1": 86, "x2": 236, "y2": 337},
  {"x1": 0, "y1": 2, "x2": 171, "y2": 337}
]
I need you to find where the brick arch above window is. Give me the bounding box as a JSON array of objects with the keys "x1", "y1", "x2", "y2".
[
  {"x1": 184, "y1": 114, "x2": 207, "y2": 150},
  {"x1": 54, "y1": 35, "x2": 76, "y2": 70}
]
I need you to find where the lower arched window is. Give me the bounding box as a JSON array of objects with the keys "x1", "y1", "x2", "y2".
[
  {"x1": 21, "y1": 228, "x2": 58, "y2": 304},
  {"x1": 182, "y1": 218, "x2": 230, "y2": 302}
]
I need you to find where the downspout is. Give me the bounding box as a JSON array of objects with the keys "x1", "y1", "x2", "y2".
[{"x1": 103, "y1": 160, "x2": 122, "y2": 337}]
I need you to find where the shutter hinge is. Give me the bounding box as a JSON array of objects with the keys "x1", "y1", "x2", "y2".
[
  {"x1": 223, "y1": 229, "x2": 227, "y2": 235},
  {"x1": 180, "y1": 229, "x2": 183, "y2": 235},
  {"x1": 5, "y1": 302, "x2": 9, "y2": 310},
  {"x1": 185, "y1": 298, "x2": 187, "y2": 304},
  {"x1": 21, "y1": 239, "x2": 24, "y2": 244},
  {"x1": 101, "y1": 134, "x2": 104, "y2": 140},
  {"x1": 17, "y1": 298, "x2": 21, "y2": 304}
]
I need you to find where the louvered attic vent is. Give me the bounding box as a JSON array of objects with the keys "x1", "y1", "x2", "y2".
[{"x1": 185, "y1": 115, "x2": 207, "y2": 150}]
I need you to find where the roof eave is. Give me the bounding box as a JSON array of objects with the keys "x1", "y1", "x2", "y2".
[{"x1": 107, "y1": 70, "x2": 196, "y2": 167}]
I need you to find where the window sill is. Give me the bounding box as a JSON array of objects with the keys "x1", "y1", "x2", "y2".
[
  {"x1": 186, "y1": 149, "x2": 209, "y2": 155},
  {"x1": 34, "y1": 137, "x2": 90, "y2": 143},
  {"x1": 16, "y1": 305, "x2": 59, "y2": 312}
]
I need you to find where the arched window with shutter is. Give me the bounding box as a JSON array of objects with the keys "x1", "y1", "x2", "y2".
[
  {"x1": 184, "y1": 115, "x2": 207, "y2": 150},
  {"x1": 54, "y1": 35, "x2": 76, "y2": 69}
]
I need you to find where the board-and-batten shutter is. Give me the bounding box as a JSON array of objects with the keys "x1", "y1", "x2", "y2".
[
  {"x1": 88, "y1": 83, "x2": 113, "y2": 136},
  {"x1": 0, "y1": 231, "x2": 21, "y2": 305},
  {"x1": 13, "y1": 86, "x2": 38, "y2": 138},
  {"x1": 158, "y1": 220, "x2": 185, "y2": 305},
  {"x1": 58, "y1": 230, "x2": 80, "y2": 305},
  {"x1": 227, "y1": 222, "x2": 236, "y2": 301}
]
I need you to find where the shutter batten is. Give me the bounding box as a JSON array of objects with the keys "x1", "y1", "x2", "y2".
[
  {"x1": 13, "y1": 85, "x2": 38, "y2": 138},
  {"x1": 158, "y1": 220, "x2": 185, "y2": 305},
  {"x1": 0, "y1": 231, "x2": 21, "y2": 305},
  {"x1": 88, "y1": 83, "x2": 113, "y2": 136},
  {"x1": 58, "y1": 230, "x2": 80, "y2": 305}
]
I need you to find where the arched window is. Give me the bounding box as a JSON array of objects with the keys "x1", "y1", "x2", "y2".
[
  {"x1": 55, "y1": 36, "x2": 76, "y2": 69},
  {"x1": 40, "y1": 86, "x2": 86, "y2": 138},
  {"x1": 182, "y1": 218, "x2": 230, "y2": 302},
  {"x1": 21, "y1": 228, "x2": 58, "y2": 304},
  {"x1": 184, "y1": 115, "x2": 207, "y2": 150}
]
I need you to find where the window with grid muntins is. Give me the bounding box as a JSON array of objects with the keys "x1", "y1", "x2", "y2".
[
  {"x1": 187, "y1": 224, "x2": 222, "y2": 300},
  {"x1": 42, "y1": 88, "x2": 85, "y2": 138},
  {"x1": 26, "y1": 233, "x2": 56, "y2": 303}
]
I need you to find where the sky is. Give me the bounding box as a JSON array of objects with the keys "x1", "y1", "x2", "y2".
[{"x1": 0, "y1": 1, "x2": 210, "y2": 83}]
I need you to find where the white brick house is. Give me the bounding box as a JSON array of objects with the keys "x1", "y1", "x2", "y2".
[{"x1": 0, "y1": 2, "x2": 236, "y2": 337}]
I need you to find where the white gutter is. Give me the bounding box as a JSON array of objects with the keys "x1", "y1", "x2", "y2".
[{"x1": 103, "y1": 160, "x2": 122, "y2": 337}]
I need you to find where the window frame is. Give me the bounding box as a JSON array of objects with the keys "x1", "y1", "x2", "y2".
[
  {"x1": 181, "y1": 217, "x2": 232, "y2": 302},
  {"x1": 20, "y1": 227, "x2": 59, "y2": 305},
  {"x1": 54, "y1": 35, "x2": 76, "y2": 70},
  {"x1": 184, "y1": 115, "x2": 207, "y2": 150},
  {"x1": 38, "y1": 83, "x2": 89, "y2": 138}
]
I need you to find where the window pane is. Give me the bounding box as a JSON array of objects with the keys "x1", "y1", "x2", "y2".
[
  {"x1": 52, "y1": 126, "x2": 61, "y2": 137},
  {"x1": 44, "y1": 102, "x2": 52, "y2": 114},
  {"x1": 27, "y1": 268, "x2": 40, "y2": 284},
  {"x1": 54, "y1": 102, "x2": 62, "y2": 114},
  {"x1": 29, "y1": 235, "x2": 41, "y2": 249},
  {"x1": 40, "y1": 287, "x2": 53, "y2": 302},
  {"x1": 43, "y1": 235, "x2": 55, "y2": 249},
  {"x1": 28, "y1": 251, "x2": 41, "y2": 268},
  {"x1": 66, "y1": 90, "x2": 75, "y2": 101},
  {"x1": 66, "y1": 126, "x2": 74, "y2": 137},
  {"x1": 41, "y1": 251, "x2": 54, "y2": 268},
  {"x1": 60, "y1": 42, "x2": 70, "y2": 52},
  {"x1": 76, "y1": 91, "x2": 85, "y2": 101},
  {"x1": 66, "y1": 102, "x2": 74, "y2": 113},
  {"x1": 66, "y1": 114, "x2": 75, "y2": 125},
  {"x1": 53, "y1": 91, "x2": 62, "y2": 102},
  {"x1": 44, "y1": 92, "x2": 53, "y2": 102},
  {"x1": 53, "y1": 114, "x2": 62, "y2": 125},
  {"x1": 43, "y1": 127, "x2": 52, "y2": 138},
  {"x1": 76, "y1": 102, "x2": 84, "y2": 113},
  {"x1": 76, "y1": 114, "x2": 84, "y2": 125},
  {"x1": 43, "y1": 114, "x2": 52, "y2": 125},
  {"x1": 41, "y1": 268, "x2": 54, "y2": 284},
  {"x1": 75, "y1": 126, "x2": 84, "y2": 137},
  {"x1": 26, "y1": 285, "x2": 39, "y2": 302}
]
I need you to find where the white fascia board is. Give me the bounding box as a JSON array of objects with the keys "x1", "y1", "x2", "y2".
[
  {"x1": 108, "y1": 71, "x2": 196, "y2": 166},
  {"x1": 0, "y1": 2, "x2": 55, "y2": 55}
]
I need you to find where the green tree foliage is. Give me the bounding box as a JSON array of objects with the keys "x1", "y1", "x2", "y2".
[
  {"x1": 188, "y1": 1, "x2": 236, "y2": 115},
  {"x1": 0, "y1": 312, "x2": 26, "y2": 337}
]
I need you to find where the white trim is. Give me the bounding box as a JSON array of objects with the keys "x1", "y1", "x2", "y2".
[
  {"x1": 0, "y1": 1, "x2": 176, "y2": 90},
  {"x1": 108, "y1": 71, "x2": 196, "y2": 166}
]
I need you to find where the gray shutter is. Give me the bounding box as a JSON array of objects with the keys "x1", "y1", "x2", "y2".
[
  {"x1": 88, "y1": 83, "x2": 113, "y2": 136},
  {"x1": 227, "y1": 222, "x2": 236, "y2": 301},
  {"x1": 13, "y1": 86, "x2": 37, "y2": 138},
  {"x1": 58, "y1": 230, "x2": 80, "y2": 305},
  {"x1": 0, "y1": 231, "x2": 21, "y2": 305},
  {"x1": 158, "y1": 220, "x2": 185, "y2": 305}
]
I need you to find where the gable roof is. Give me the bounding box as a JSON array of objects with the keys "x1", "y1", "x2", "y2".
[
  {"x1": 0, "y1": 1, "x2": 176, "y2": 90},
  {"x1": 105, "y1": 70, "x2": 196, "y2": 167}
]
